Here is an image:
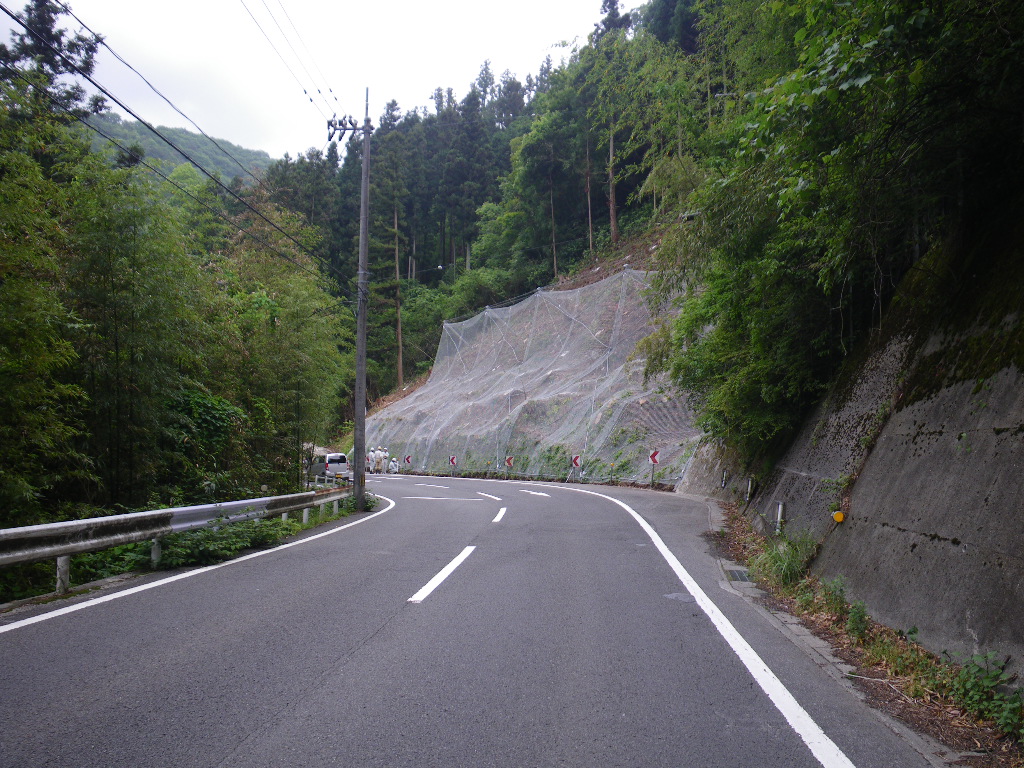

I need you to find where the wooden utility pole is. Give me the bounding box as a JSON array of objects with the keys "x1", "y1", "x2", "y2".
[
  {"x1": 328, "y1": 92, "x2": 372, "y2": 510},
  {"x1": 394, "y1": 204, "x2": 403, "y2": 389}
]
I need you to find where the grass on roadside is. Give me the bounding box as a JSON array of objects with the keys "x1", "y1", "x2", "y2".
[{"x1": 719, "y1": 503, "x2": 1024, "y2": 764}]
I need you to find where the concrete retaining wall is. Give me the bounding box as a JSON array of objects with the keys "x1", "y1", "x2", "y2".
[{"x1": 815, "y1": 363, "x2": 1024, "y2": 667}]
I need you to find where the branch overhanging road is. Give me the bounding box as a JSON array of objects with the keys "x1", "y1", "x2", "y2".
[{"x1": 0, "y1": 475, "x2": 946, "y2": 768}]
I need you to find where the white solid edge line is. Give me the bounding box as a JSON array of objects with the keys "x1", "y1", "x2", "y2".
[
  {"x1": 407, "y1": 546, "x2": 476, "y2": 604},
  {"x1": 492, "y1": 507, "x2": 507, "y2": 523},
  {"x1": 540, "y1": 484, "x2": 856, "y2": 768},
  {"x1": 0, "y1": 495, "x2": 398, "y2": 635}
]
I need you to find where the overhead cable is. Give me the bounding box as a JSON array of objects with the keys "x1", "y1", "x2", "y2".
[
  {"x1": 5, "y1": 68, "x2": 347, "y2": 296},
  {"x1": 274, "y1": 0, "x2": 338, "y2": 107},
  {"x1": 0, "y1": 0, "x2": 339, "y2": 279},
  {"x1": 238, "y1": 0, "x2": 328, "y2": 119},
  {"x1": 255, "y1": 0, "x2": 334, "y2": 115},
  {"x1": 55, "y1": 0, "x2": 269, "y2": 191}
]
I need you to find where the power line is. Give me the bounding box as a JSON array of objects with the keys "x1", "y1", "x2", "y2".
[
  {"x1": 0, "y1": 0, "x2": 349, "y2": 285},
  {"x1": 54, "y1": 1, "x2": 268, "y2": 191},
  {"x1": 255, "y1": 0, "x2": 334, "y2": 115},
  {"x1": 3, "y1": 67, "x2": 348, "y2": 296},
  {"x1": 238, "y1": 0, "x2": 327, "y2": 120},
  {"x1": 273, "y1": 0, "x2": 338, "y2": 108}
]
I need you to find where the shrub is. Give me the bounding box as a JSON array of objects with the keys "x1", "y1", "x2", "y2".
[
  {"x1": 820, "y1": 576, "x2": 847, "y2": 617},
  {"x1": 748, "y1": 531, "x2": 817, "y2": 587},
  {"x1": 846, "y1": 599, "x2": 869, "y2": 641},
  {"x1": 157, "y1": 517, "x2": 301, "y2": 568}
]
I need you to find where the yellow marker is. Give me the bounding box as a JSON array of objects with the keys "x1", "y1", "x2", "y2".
[{"x1": 832, "y1": 511, "x2": 845, "y2": 523}]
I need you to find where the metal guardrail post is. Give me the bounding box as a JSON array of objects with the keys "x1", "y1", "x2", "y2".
[
  {"x1": 302, "y1": 507, "x2": 310, "y2": 525},
  {"x1": 0, "y1": 485, "x2": 351, "y2": 572},
  {"x1": 151, "y1": 539, "x2": 162, "y2": 568},
  {"x1": 56, "y1": 556, "x2": 70, "y2": 594},
  {"x1": 333, "y1": 499, "x2": 339, "y2": 517}
]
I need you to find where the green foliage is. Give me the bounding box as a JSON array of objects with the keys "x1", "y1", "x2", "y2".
[
  {"x1": 748, "y1": 530, "x2": 817, "y2": 587},
  {"x1": 942, "y1": 654, "x2": 1024, "y2": 740},
  {"x1": 0, "y1": 561, "x2": 56, "y2": 603},
  {"x1": 0, "y1": 86, "x2": 87, "y2": 526},
  {"x1": 71, "y1": 542, "x2": 150, "y2": 583},
  {"x1": 845, "y1": 599, "x2": 869, "y2": 641},
  {"x1": 819, "y1": 576, "x2": 847, "y2": 617},
  {"x1": 648, "y1": 0, "x2": 1024, "y2": 462},
  {"x1": 157, "y1": 517, "x2": 301, "y2": 568},
  {"x1": 87, "y1": 113, "x2": 273, "y2": 179}
]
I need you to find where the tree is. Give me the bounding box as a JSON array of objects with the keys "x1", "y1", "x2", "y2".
[
  {"x1": 63, "y1": 156, "x2": 204, "y2": 507},
  {"x1": 200, "y1": 186, "x2": 349, "y2": 494},
  {"x1": 0, "y1": 82, "x2": 84, "y2": 525},
  {"x1": 593, "y1": 0, "x2": 632, "y2": 42},
  {"x1": 0, "y1": 0, "x2": 105, "y2": 119},
  {"x1": 641, "y1": 0, "x2": 699, "y2": 53},
  {"x1": 371, "y1": 129, "x2": 411, "y2": 387}
]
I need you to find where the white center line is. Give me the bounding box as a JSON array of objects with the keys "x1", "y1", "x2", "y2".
[
  {"x1": 401, "y1": 497, "x2": 484, "y2": 501},
  {"x1": 415, "y1": 483, "x2": 449, "y2": 489},
  {"x1": 407, "y1": 546, "x2": 476, "y2": 604},
  {"x1": 492, "y1": 507, "x2": 507, "y2": 523},
  {"x1": 519, "y1": 489, "x2": 550, "y2": 497},
  {"x1": 477, "y1": 492, "x2": 502, "y2": 501}
]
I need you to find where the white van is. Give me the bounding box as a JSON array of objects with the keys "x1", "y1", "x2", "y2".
[{"x1": 308, "y1": 452, "x2": 350, "y2": 483}]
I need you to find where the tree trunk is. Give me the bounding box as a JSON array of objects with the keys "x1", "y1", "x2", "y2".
[
  {"x1": 394, "y1": 204, "x2": 403, "y2": 389},
  {"x1": 608, "y1": 123, "x2": 619, "y2": 244},
  {"x1": 549, "y1": 171, "x2": 558, "y2": 277},
  {"x1": 409, "y1": 234, "x2": 417, "y2": 280},
  {"x1": 585, "y1": 133, "x2": 594, "y2": 256}
]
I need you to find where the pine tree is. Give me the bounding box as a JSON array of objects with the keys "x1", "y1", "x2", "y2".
[{"x1": 0, "y1": 0, "x2": 105, "y2": 118}]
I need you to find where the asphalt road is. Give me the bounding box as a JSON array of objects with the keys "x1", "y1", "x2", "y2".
[{"x1": 0, "y1": 476, "x2": 946, "y2": 767}]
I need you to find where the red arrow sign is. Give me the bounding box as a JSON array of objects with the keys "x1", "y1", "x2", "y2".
[
  {"x1": 505, "y1": 456, "x2": 514, "y2": 468},
  {"x1": 649, "y1": 450, "x2": 660, "y2": 465},
  {"x1": 404, "y1": 455, "x2": 412, "y2": 464},
  {"x1": 449, "y1": 456, "x2": 457, "y2": 466},
  {"x1": 571, "y1": 455, "x2": 581, "y2": 468}
]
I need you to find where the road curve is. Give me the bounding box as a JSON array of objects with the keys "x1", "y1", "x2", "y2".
[{"x1": 0, "y1": 476, "x2": 945, "y2": 767}]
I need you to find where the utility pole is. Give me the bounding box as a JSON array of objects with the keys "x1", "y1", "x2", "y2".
[{"x1": 328, "y1": 91, "x2": 372, "y2": 509}]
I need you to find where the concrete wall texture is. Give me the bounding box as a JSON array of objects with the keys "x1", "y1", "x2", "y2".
[
  {"x1": 746, "y1": 206, "x2": 1024, "y2": 670},
  {"x1": 817, "y1": 361, "x2": 1024, "y2": 668},
  {"x1": 716, "y1": 314, "x2": 1024, "y2": 672},
  {"x1": 681, "y1": 209, "x2": 1024, "y2": 671}
]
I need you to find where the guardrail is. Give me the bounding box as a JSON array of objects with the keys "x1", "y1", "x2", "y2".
[{"x1": 0, "y1": 483, "x2": 351, "y2": 595}]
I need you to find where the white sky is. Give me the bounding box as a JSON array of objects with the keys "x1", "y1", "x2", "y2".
[{"x1": 1, "y1": 0, "x2": 643, "y2": 159}]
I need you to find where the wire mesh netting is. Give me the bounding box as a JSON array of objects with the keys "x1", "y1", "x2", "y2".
[{"x1": 366, "y1": 269, "x2": 703, "y2": 485}]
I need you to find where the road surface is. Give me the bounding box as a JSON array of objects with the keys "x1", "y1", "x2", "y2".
[{"x1": 0, "y1": 476, "x2": 947, "y2": 767}]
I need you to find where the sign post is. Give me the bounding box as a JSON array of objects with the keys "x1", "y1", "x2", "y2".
[
  {"x1": 403, "y1": 455, "x2": 411, "y2": 474},
  {"x1": 571, "y1": 455, "x2": 581, "y2": 482},
  {"x1": 648, "y1": 450, "x2": 660, "y2": 487},
  {"x1": 449, "y1": 455, "x2": 457, "y2": 476},
  {"x1": 505, "y1": 456, "x2": 514, "y2": 479}
]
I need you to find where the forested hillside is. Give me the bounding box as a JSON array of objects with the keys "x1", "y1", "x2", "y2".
[
  {"x1": 270, "y1": 0, "x2": 1022, "y2": 466},
  {"x1": 2, "y1": 0, "x2": 1021, "y2": 556},
  {"x1": 87, "y1": 112, "x2": 274, "y2": 179},
  {"x1": 0, "y1": 0, "x2": 347, "y2": 550}
]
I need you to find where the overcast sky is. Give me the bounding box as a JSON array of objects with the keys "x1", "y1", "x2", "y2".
[{"x1": 1, "y1": 0, "x2": 643, "y2": 159}]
